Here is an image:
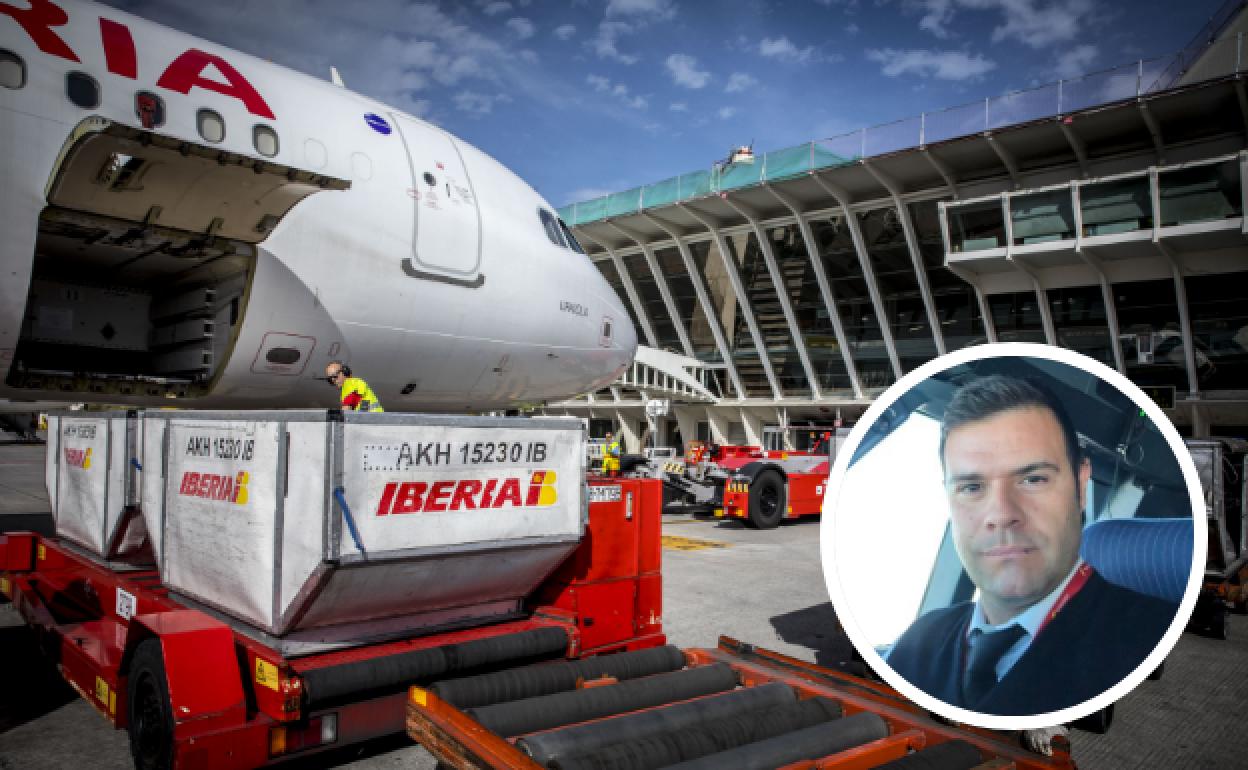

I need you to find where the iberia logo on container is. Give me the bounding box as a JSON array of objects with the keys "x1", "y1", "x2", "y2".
[
  {"x1": 178, "y1": 471, "x2": 250, "y2": 505},
  {"x1": 376, "y1": 470, "x2": 558, "y2": 515},
  {"x1": 64, "y1": 447, "x2": 92, "y2": 469}
]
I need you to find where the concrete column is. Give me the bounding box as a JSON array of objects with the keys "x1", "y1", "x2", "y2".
[
  {"x1": 679, "y1": 203, "x2": 783, "y2": 400},
  {"x1": 739, "y1": 407, "x2": 765, "y2": 447},
  {"x1": 705, "y1": 407, "x2": 733, "y2": 444}
]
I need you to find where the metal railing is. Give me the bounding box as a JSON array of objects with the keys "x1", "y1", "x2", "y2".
[{"x1": 560, "y1": 14, "x2": 1247, "y2": 228}]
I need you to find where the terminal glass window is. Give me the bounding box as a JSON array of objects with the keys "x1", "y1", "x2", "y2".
[
  {"x1": 686, "y1": 238, "x2": 768, "y2": 398},
  {"x1": 1080, "y1": 176, "x2": 1152, "y2": 236},
  {"x1": 988, "y1": 291, "x2": 1046, "y2": 343},
  {"x1": 947, "y1": 200, "x2": 1005, "y2": 252},
  {"x1": 724, "y1": 231, "x2": 810, "y2": 397},
  {"x1": 910, "y1": 200, "x2": 985, "y2": 352},
  {"x1": 768, "y1": 224, "x2": 854, "y2": 396},
  {"x1": 857, "y1": 207, "x2": 938, "y2": 374},
  {"x1": 1159, "y1": 160, "x2": 1242, "y2": 226},
  {"x1": 593, "y1": 257, "x2": 642, "y2": 343},
  {"x1": 654, "y1": 246, "x2": 719, "y2": 360},
  {"x1": 1011, "y1": 189, "x2": 1075, "y2": 244},
  {"x1": 1115, "y1": 279, "x2": 1188, "y2": 390},
  {"x1": 808, "y1": 214, "x2": 894, "y2": 393},
  {"x1": 1185, "y1": 270, "x2": 1248, "y2": 391},
  {"x1": 1047, "y1": 285, "x2": 1115, "y2": 367},
  {"x1": 621, "y1": 251, "x2": 681, "y2": 353}
]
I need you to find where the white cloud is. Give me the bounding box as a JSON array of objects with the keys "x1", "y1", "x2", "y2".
[
  {"x1": 453, "y1": 90, "x2": 496, "y2": 115},
  {"x1": 1054, "y1": 43, "x2": 1097, "y2": 79},
  {"x1": 585, "y1": 74, "x2": 647, "y2": 109},
  {"x1": 670, "y1": 101, "x2": 688, "y2": 111},
  {"x1": 480, "y1": 1, "x2": 511, "y2": 16},
  {"x1": 845, "y1": 22, "x2": 861, "y2": 35},
  {"x1": 665, "y1": 53, "x2": 710, "y2": 89},
  {"x1": 592, "y1": 21, "x2": 638, "y2": 63},
  {"x1": 606, "y1": 0, "x2": 677, "y2": 21},
  {"x1": 506, "y1": 17, "x2": 535, "y2": 39},
  {"x1": 914, "y1": 0, "x2": 1093, "y2": 49},
  {"x1": 718, "y1": 106, "x2": 738, "y2": 120},
  {"x1": 866, "y1": 48, "x2": 996, "y2": 80},
  {"x1": 724, "y1": 72, "x2": 757, "y2": 93},
  {"x1": 553, "y1": 23, "x2": 576, "y2": 40},
  {"x1": 759, "y1": 36, "x2": 816, "y2": 64}
]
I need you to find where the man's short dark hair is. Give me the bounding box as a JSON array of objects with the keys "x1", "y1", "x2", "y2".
[{"x1": 939, "y1": 374, "x2": 1083, "y2": 474}]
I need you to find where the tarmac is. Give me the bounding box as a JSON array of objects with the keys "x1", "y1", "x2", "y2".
[{"x1": 1, "y1": 438, "x2": 1243, "y2": 769}]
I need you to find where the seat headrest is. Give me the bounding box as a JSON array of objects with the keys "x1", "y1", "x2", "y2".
[{"x1": 1080, "y1": 517, "x2": 1193, "y2": 604}]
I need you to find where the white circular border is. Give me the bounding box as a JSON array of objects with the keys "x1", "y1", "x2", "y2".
[{"x1": 819, "y1": 342, "x2": 1207, "y2": 730}]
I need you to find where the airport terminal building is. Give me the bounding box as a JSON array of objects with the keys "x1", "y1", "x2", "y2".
[{"x1": 550, "y1": 3, "x2": 1248, "y2": 452}]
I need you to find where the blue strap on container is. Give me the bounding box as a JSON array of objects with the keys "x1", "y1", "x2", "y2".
[
  {"x1": 333, "y1": 486, "x2": 368, "y2": 559},
  {"x1": 131, "y1": 458, "x2": 143, "y2": 471}
]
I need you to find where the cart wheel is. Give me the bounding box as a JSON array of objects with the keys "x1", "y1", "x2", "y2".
[
  {"x1": 128, "y1": 639, "x2": 175, "y2": 770},
  {"x1": 747, "y1": 470, "x2": 786, "y2": 530}
]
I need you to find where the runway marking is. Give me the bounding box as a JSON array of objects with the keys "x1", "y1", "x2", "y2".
[{"x1": 661, "y1": 534, "x2": 729, "y2": 551}]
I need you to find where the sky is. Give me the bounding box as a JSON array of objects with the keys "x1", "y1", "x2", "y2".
[{"x1": 98, "y1": 0, "x2": 1232, "y2": 208}]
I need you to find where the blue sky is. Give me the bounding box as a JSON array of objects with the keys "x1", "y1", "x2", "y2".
[{"x1": 100, "y1": 0, "x2": 1229, "y2": 207}]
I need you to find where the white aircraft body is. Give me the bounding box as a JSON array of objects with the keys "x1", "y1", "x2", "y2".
[{"x1": 0, "y1": 0, "x2": 635, "y2": 411}]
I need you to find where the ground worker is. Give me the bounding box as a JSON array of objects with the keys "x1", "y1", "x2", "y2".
[
  {"x1": 325, "y1": 361, "x2": 384, "y2": 412},
  {"x1": 602, "y1": 431, "x2": 621, "y2": 476}
]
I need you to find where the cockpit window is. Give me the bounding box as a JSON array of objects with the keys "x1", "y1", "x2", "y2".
[
  {"x1": 539, "y1": 208, "x2": 565, "y2": 248},
  {"x1": 559, "y1": 219, "x2": 586, "y2": 254}
]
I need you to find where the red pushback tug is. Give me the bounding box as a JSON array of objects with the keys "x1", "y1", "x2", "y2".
[
  {"x1": 2, "y1": 410, "x2": 1077, "y2": 769},
  {"x1": 717, "y1": 433, "x2": 835, "y2": 529}
]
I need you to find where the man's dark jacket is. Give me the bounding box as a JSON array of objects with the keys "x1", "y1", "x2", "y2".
[{"x1": 886, "y1": 571, "x2": 1177, "y2": 715}]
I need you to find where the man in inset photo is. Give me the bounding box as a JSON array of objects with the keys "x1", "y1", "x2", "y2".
[{"x1": 886, "y1": 374, "x2": 1180, "y2": 716}]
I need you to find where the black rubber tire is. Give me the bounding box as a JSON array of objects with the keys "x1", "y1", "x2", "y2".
[
  {"x1": 747, "y1": 470, "x2": 786, "y2": 530},
  {"x1": 127, "y1": 639, "x2": 175, "y2": 770}
]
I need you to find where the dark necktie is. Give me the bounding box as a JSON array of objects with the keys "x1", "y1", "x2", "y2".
[{"x1": 962, "y1": 624, "x2": 1026, "y2": 708}]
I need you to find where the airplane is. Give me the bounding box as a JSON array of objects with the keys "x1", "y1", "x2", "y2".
[{"x1": 0, "y1": 0, "x2": 636, "y2": 412}]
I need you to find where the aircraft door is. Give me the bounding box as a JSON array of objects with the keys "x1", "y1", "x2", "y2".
[{"x1": 390, "y1": 113, "x2": 483, "y2": 287}]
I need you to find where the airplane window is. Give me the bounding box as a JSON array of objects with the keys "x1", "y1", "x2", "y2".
[
  {"x1": 197, "y1": 108, "x2": 225, "y2": 143},
  {"x1": 0, "y1": 50, "x2": 24, "y2": 90},
  {"x1": 539, "y1": 208, "x2": 565, "y2": 248},
  {"x1": 66, "y1": 72, "x2": 100, "y2": 108},
  {"x1": 253, "y1": 125, "x2": 279, "y2": 157},
  {"x1": 135, "y1": 91, "x2": 164, "y2": 128},
  {"x1": 559, "y1": 219, "x2": 586, "y2": 254}
]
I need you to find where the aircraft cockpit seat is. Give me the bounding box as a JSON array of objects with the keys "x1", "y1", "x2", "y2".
[{"x1": 1080, "y1": 517, "x2": 1193, "y2": 604}]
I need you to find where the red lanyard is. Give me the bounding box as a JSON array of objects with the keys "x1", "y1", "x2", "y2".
[{"x1": 1037, "y1": 562, "x2": 1094, "y2": 634}]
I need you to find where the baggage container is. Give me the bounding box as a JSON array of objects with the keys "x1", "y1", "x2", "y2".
[
  {"x1": 139, "y1": 410, "x2": 587, "y2": 646},
  {"x1": 44, "y1": 410, "x2": 146, "y2": 559}
]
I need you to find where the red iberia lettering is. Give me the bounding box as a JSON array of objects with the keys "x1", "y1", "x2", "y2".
[
  {"x1": 0, "y1": 0, "x2": 79, "y2": 62},
  {"x1": 375, "y1": 473, "x2": 559, "y2": 516},
  {"x1": 177, "y1": 470, "x2": 249, "y2": 504},
  {"x1": 63, "y1": 446, "x2": 92, "y2": 469},
  {"x1": 156, "y1": 49, "x2": 275, "y2": 119},
  {"x1": 99, "y1": 18, "x2": 137, "y2": 78}
]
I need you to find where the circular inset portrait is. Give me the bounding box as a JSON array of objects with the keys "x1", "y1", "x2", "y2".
[{"x1": 821, "y1": 343, "x2": 1204, "y2": 729}]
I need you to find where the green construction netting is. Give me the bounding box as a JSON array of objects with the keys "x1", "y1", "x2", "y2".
[
  {"x1": 641, "y1": 176, "x2": 681, "y2": 209},
  {"x1": 563, "y1": 141, "x2": 863, "y2": 226},
  {"x1": 606, "y1": 187, "x2": 643, "y2": 218}
]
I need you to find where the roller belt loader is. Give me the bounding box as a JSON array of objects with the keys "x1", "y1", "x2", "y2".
[{"x1": 1, "y1": 409, "x2": 1078, "y2": 769}]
